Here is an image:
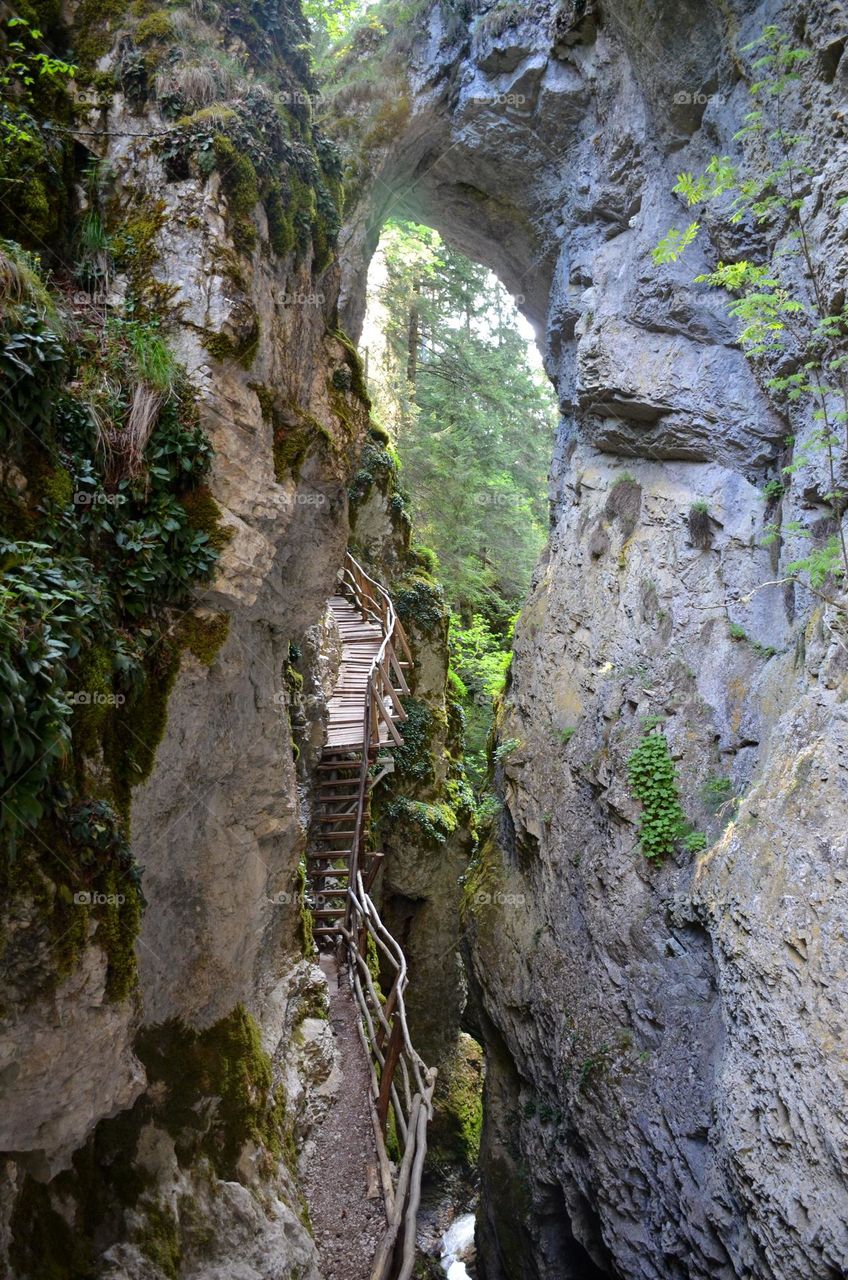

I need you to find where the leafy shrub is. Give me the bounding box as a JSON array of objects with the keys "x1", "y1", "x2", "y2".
[
  {"x1": 626, "y1": 729, "x2": 701, "y2": 862},
  {"x1": 0, "y1": 545, "x2": 103, "y2": 840},
  {"x1": 0, "y1": 273, "x2": 220, "y2": 860}
]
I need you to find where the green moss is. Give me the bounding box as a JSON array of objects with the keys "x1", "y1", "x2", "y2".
[
  {"x1": 248, "y1": 381, "x2": 276, "y2": 423},
  {"x1": 264, "y1": 181, "x2": 296, "y2": 258},
  {"x1": 136, "y1": 1200, "x2": 181, "y2": 1280},
  {"x1": 9, "y1": 1002, "x2": 295, "y2": 1274},
  {"x1": 135, "y1": 1004, "x2": 285, "y2": 1179},
  {"x1": 272, "y1": 410, "x2": 333, "y2": 483},
  {"x1": 2, "y1": 791, "x2": 143, "y2": 1004},
  {"x1": 177, "y1": 105, "x2": 238, "y2": 128},
  {"x1": 97, "y1": 870, "x2": 143, "y2": 1001},
  {"x1": 297, "y1": 858, "x2": 314, "y2": 957},
  {"x1": 366, "y1": 931, "x2": 384, "y2": 997},
  {"x1": 385, "y1": 1102, "x2": 401, "y2": 1164},
  {"x1": 109, "y1": 201, "x2": 167, "y2": 307},
  {"x1": 0, "y1": 126, "x2": 73, "y2": 249},
  {"x1": 40, "y1": 464, "x2": 73, "y2": 508},
  {"x1": 328, "y1": 328, "x2": 370, "y2": 405},
  {"x1": 461, "y1": 830, "x2": 505, "y2": 923},
  {"x1": 105, "y1": 643, "x2": 182, "y2": 819},
  {"x1": 273, "y1": 422, "x2": 311, "y2": 482},
  {"x1": 179, "y1": 485, "x2": 233, "y2": 551},
  {"x1": 368, "y1": 418, "x2": 391, "y2": 444},
  {"x1": 134, "y1": 9, "x2": 174, "y2": 44},
  {"x1": 177, "y1": 611, "x2": 230, "y2": 665},
  {"x1": 70, "y1": 0, "x2": 127, "y2": 67},
  {"x1": 9, "y1": 1175, "x2": 92, "y2": 1280},
  {"x1": 428, "y1": 1034, "x2": 483, "y2": 1170},
  {"x1": 211, "y1": 133, "x2": 259, "y2": 251},
  {"x1": 72, "y1": 643, "x2": 114, "y2": 755},
  {"x1": 362, "y1": 94, "x2": 411, "y2": 151},
  {"x1": 383, "y1": 797, "x2": 457, "y2": 846},
  {"x1": 202, "y1": 319, "x2": 260, "y2": 370}
]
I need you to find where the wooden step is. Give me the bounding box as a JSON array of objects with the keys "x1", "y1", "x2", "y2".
[{"x1": 313, "y1": 908, "x2": 346, "y2": 919}]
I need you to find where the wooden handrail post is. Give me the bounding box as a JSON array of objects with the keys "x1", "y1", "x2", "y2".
[{"x1": 376, "y1": 1018, "x2": 404, "y2": 1136}]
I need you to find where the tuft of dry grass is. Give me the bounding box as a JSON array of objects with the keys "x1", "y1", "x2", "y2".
[
  {"x1": 96, "y1": 383, "x2": 162, "y2": 486},
  {"x1": 155, "y1": 58, "x2": 238, "y2": 110}
]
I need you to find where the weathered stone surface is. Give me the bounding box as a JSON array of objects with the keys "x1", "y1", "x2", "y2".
[
  {"x1": 338, "y1": 2, "x2": 848, "y2": 1278},
  {"x1": 0, "y1": 943, "x2": 145, "y2": 1178},
  {"x1": 1, "y1": 24, "x2": 364, "y2": 1280}
]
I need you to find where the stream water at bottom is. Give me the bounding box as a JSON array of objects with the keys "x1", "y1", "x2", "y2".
[{"x1": 439, "y1": 1213, "x2": 476, "y2": 1278}]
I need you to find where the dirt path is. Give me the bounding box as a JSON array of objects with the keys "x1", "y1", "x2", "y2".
[{"x1": 303, "y1": 954, "x2": 386, "y2": 1280}]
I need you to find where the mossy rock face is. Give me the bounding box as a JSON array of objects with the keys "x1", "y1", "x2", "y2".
[
  {"x1": 9, "y1": 1174, "x2": 94, "y2": 1280},
  {"x1": 272, "y1": 408, "x2": 334, "y2": 483},
  {"x1": 383, "y1": 796, "x2": 458, "y2": 846},
  {"x1": 296, "y1": 858, "x2": 314, "y2": 957},
  {"x1": 134, "y1": 9, "x2": 174, "y2": 45},
  {"x1": 135, "y1": 1200, "x2": 181, "y2": 1279},
  {"x1": 329, "y1": 329, "x2": 370, "y2": 405},
  {"x1": 72, "y1": 644, "x2": 115, "y2": 755},
  {"x1": 9, "y1": 1004, "x2": 293, "y2": 1273},
  {"x1": 202, "y1": 306, "x2": 261, "y2": 370},
  {"x1": 1, "y1": 806, "x2": 144, "y2": 1005},
  {"x1": 428, "y1": 1033, "x2": 484, "y2": 1171},
  {"x1": 105, "y1": 641, "x2": 182, "y2": 819},
  {"x1": 71, "y1": 0, "x2": 131, "y2": 66},
  {"x1": 211, "y1": 133, "x2": 259, "y2": 251},
  {"x1": 135, "y1": 1004, "x2": 287, "y2": 1179},
  {"x1": 109, "y1": 198, "x2": 171, "y2": 317},
  {"x1": 178, "y1": 611, "x2": 230, "y2": 665},
  {"x1": 180, "y1": 486, "x2": 233, "y2": 551}
]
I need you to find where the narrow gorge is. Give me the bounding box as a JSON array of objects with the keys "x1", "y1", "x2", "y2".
[{"x1": 1, "y1": 1, "x2": 847, "y2": 1279}]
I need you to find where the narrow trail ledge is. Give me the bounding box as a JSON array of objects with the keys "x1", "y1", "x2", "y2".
[
  {"x1": 304, "y1": 554, "x2": 437, "y2": 1280},
  {"x1": 303, "y1": 957, "x2": 385, "y2": 1280}
]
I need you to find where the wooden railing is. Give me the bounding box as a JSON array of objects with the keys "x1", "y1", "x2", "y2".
[
  {"x1": 340, "y1": 871, "x2": 437, "y2": 1280},
  {"x1": 330, "y1": 555, "x2": 434, "y2": 1279},
  {"x1": 338, "y1": 552, "x2": 413, "y2": 920}
]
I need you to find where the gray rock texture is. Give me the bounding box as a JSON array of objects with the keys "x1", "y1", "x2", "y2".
[
  {"x1": 338, "y1": 1, "x2": 848, "y2": 1277},
  {"x1": 4, "y1": 0, "x2": 848, "y2": 1278},
  {"x1": 0, "y1": 13, "x2": 364, "y2": 1276}
]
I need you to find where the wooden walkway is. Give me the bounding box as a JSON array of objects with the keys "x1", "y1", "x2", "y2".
[
  {"x1": 308, "y1": 554, "x2": 412, "y2": 941},
  {"x1": 305, "y1": 553, "x2": 437, "y2": 1280},
  {"x1": 325, "y1": 595, "x2": 391, "y2": 751}
]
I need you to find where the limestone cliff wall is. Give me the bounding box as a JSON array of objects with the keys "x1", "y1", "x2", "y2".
[
  {"x1": 1, "y1": 2, "x2": 366, "y2": 1273},
  {"x1": 337, "y1": 1, "x2": 848, "y2": 1277},
  {"x1": 4, "y1": 0, "x2": 848, "y2": 1276}
]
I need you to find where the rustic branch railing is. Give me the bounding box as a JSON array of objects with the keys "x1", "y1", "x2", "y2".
[
  {"x1": 337, "y1": 552, "x2": 413, "y2": 922},
  {"x1": 340, "y1": 871, "x2": 436, "y2": 1280},
  {"x1": 318, "y1": 555, "x2": 433, "y2": 1278}
]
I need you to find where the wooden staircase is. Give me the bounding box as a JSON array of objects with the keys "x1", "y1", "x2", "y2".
[{"x1": 308, "y1": 554, "x2": 413, "y2": 943}]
